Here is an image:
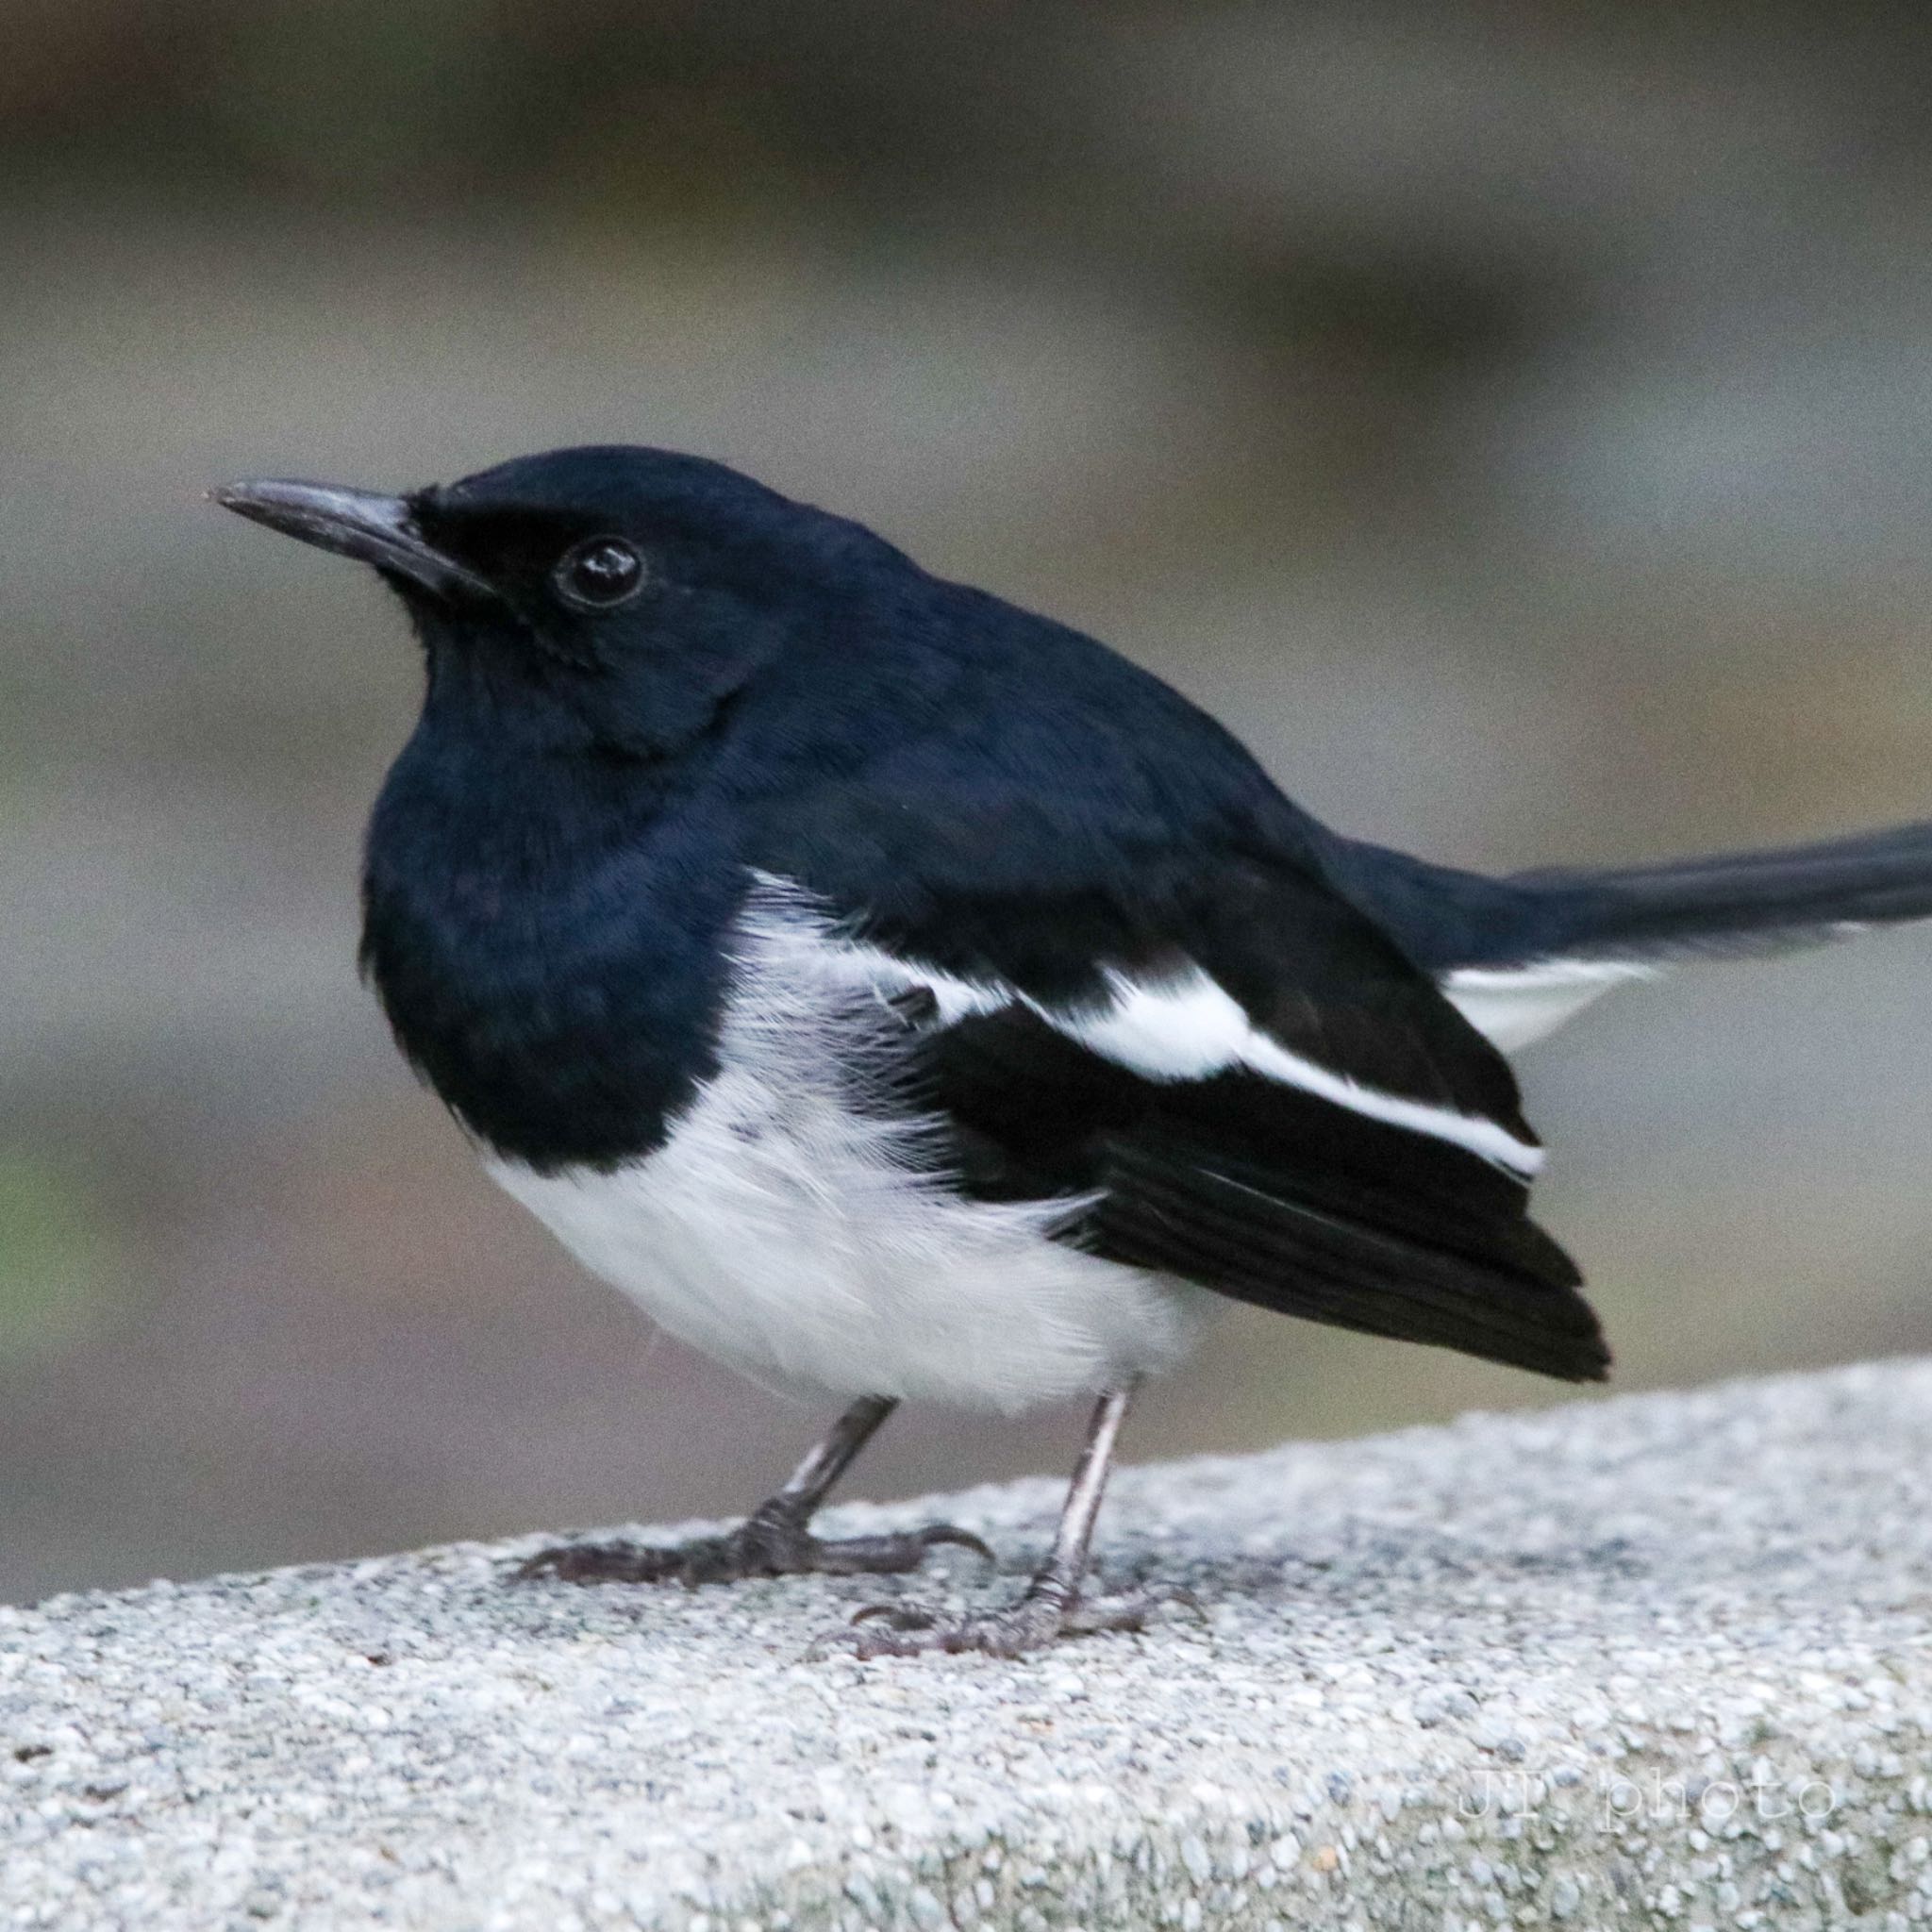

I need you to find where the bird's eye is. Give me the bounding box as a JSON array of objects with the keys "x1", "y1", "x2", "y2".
[{"x1": 551, "y1": 536, "x2": 646, "y2": 610}]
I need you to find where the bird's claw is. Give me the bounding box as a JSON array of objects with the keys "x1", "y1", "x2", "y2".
[
  {"x1": 513, "y1": 1512, "x2": 995, "y2": 1590},
  {"x1": 810, "y1": 1582, "x2": 1175, "y2": 1659},
  {"x1": 911, "y1": 1524, "x2": 997, "y2": 1565}
]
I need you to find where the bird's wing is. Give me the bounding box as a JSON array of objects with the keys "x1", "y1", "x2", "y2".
[{"x1": 763, "y1": 858, "x2": 1606, "y2": 1383}]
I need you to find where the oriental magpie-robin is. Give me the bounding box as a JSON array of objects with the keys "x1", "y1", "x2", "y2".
[{"x1": 216, "y1": 447, "x2": 1932, "y2": 1657}]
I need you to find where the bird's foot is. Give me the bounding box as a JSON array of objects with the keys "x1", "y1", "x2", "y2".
[
  {"x1": 811, "y1": 1582, "x2": 1174, "y2": 1659},
  {"x1": 513, "y1": 1504, "x2": 993, "y2": 1590}
]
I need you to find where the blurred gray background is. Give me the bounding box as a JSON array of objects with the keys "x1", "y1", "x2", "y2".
[{"x1": 8, "y1": 1, "x2": 1932, "y2": 1602}]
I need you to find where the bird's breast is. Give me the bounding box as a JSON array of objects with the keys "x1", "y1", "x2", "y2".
[{"x1": 360, "y1": 744, "x2": 740, "y2": 1169}]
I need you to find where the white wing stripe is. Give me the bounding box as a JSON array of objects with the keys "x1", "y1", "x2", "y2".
[
  {"x1": 812, "y1": 924, "x2": 1544, "y2": 1178},
  {"x1": 1058, "y1": 966, "x2": 1544, "y2": 1176}
]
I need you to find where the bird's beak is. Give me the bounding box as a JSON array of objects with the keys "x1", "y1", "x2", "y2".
[{"x1": 210, "y1": 478, "x2": 496, "y2": 601}]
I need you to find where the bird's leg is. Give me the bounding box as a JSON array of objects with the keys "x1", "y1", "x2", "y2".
[
  {"x1": 515, "y1": 1394, "x2": 992, "y2": 1588},
  {"x1": 818, "y1": 1384, "x2": 1166, "y2": 1658}
]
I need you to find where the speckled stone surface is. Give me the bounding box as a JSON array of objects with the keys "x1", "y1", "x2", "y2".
[{"x1": 8, "y1": 1360, "x2": 1932, "y2": 1930}]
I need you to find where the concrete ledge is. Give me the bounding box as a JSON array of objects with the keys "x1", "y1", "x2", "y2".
[{"x1": 8, "y1": 1360, "x2": 1932, "y2": 1929}]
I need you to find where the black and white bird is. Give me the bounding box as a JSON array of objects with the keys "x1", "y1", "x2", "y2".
[{"x1": 216, "y1": 447, "x2": 1932, "y2": 1657}]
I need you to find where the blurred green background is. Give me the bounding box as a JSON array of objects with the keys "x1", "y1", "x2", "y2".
[{"x1": 8, "y1": 1, "x2": 1932, "y2": 1602}]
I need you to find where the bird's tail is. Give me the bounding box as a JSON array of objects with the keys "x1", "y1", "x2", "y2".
[{"x1": 1327, "y1": 820, "x2": 1932, "y2": 1051}]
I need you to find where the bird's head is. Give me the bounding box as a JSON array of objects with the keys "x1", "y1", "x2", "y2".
[{"x1": 215, "y1": 444, "x2": 915, "y2": 758}]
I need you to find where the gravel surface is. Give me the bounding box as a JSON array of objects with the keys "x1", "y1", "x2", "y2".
[{"x1": 7, "y1": 1359, "x2": 1932, "y2": 1930}]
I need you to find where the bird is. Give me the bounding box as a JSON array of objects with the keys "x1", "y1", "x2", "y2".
[{"x1": 215, "y1": 446, "x2": 1932, "y2": 1657}]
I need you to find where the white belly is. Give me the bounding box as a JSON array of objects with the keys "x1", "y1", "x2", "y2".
[{"x1": 484, "y1": 904, "x2": 1210, "y2": 1413}]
